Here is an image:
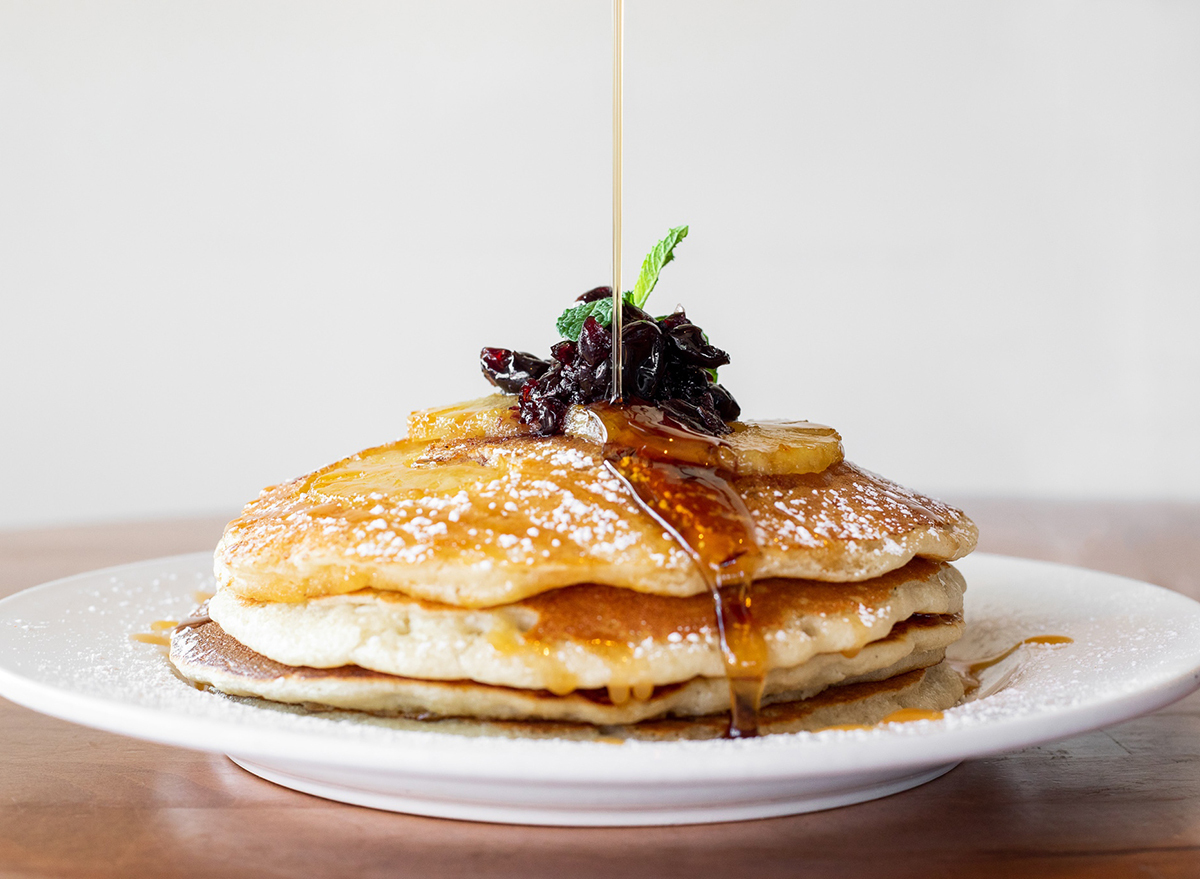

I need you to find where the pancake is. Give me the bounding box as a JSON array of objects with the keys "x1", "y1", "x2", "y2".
[
  {"x1": 208, "y1": 558, "x2": 965, "y2": 691},
  {"x1": 170, "y1": 612, "x2": 963, "y2": 725},
  {"x1": 197, "y1": 662, "x2": 963, "y2": 742},
  {"x1": 176, "y1": 396, "x2": 976, "y2": 737},
  {"x1": 215, "y1": 432, "x2": 976, "y2": 608},
  {"x1": 614, "y1": 663, "x2": 966, "y2": 741}
]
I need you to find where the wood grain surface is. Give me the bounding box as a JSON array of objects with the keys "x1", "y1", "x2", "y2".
[{"x1": 1, "y1": 503, "x2": 1199, "y2": 879}]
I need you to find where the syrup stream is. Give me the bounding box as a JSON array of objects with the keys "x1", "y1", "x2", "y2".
[
  {"x1": 601, "y1": 14, "x2": 768, "y2": 730},
  {"x1": 610, "y1": 0, "x2": 625, "y2": 403}
]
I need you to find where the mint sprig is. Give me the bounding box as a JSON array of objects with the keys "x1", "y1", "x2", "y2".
[
  {"x1": 555, "y1": 225, "x2": 689, "y2": 340},
  {"x1": 628, "y1": 224, "x2": 687, "y2": 308},
  {"x1": 555, "y1": 296, "x2": 615, "y2": 341}
]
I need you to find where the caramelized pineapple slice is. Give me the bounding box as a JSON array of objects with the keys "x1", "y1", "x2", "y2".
[
  {"x1": 308, "y1": 440, "x2": 495, "y2": 500},
  {"x1": 409, "y1": 397, "x2": 843, "y2": 476},
  {"x1": 407, "y1": 395, "x2": 530, "y2": 441},
  {"x1": 725, "y1": 421, "x2": 843, "y2": 476},
  {"x1": 563, "y1": 405, "x2": 842, "y2": 475}
]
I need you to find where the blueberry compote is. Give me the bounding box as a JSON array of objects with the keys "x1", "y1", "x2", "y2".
[{"x1": 480, "y1": 287, "x2": 740, "y2": 437}]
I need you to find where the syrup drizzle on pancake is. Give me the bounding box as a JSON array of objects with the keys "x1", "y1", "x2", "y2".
[
  {"x1": 584, "y1": 402, "x2": 768, "y2": 737},
  {"x1": 820, "y1": 706, "x2": 946, "y2": 732}
]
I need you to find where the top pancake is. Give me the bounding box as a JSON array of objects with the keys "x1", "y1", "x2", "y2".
[{"x1": 216, "y1": 431, "x2": 977, "y2": 608}]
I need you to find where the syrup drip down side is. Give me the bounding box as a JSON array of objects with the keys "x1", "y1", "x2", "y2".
[{"x1": 588, "y1": 404, "x2": 769, "y2": 737}]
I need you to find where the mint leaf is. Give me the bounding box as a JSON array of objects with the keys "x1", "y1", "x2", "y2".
[
  {"x1": 556, "y1": 297, "x2": 615, "y2": 341},
  {"x1": 628, "y1": 225, "x2": 688, "y2": 308},
  {"x1": 554, "y1": 225, "x2": 689, "y2": 339}
]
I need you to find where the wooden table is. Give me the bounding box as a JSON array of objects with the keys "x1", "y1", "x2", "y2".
[{"x1": 2, "y1": 502, "x2": 1199, "y2": 878}]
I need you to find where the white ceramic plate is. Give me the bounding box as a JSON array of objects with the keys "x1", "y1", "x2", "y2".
[{"x1": 1, "y1": 553, "x2": 1199, "y2": 826}]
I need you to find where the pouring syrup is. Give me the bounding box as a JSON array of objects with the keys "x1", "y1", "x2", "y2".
[{"x1": 603, "y1": 3, "x2": 764, "y2": 737}]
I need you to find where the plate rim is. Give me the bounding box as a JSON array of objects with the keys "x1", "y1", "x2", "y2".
[{"x1": 2, "y1": 552, "x2": 1200, "y2": 786}]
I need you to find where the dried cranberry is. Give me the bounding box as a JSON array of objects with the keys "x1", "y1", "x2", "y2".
[
  {"x1": 518, "y1": 378, "x2": 569, "y2": 435},
  {"x1": 622, "y1": 320, "x2": 667, "y2": 400},
  {"x1": 480, "y1": 348, "x2": 550, "y2": 394},
  {"x1": 550, "y1": 340, "x2": 577, "y2": 366},
  {"x1": 620, "y1": 303, "x2": 654, "y2": 325},
  {"x1": 578, "y1": 316, "x2": 612, "y2": 366},
  {"x1": 577, "y1": 286, "x2": 612, "y2": 303},
  {"x1": 489, "y1": 287, "x2": 742, "y2": 438},
  {"x1": 658, "y1": 310, "x2": 691, "y2": 331},
  {"x1": 708, "y1": 383, "x2": 741, "y2": 422},
  {"x1": 662, "y1": 364, "x2": 709, "y2": 400},
  {"x1": 664, "y1": 322, "x2": 730, "y2": 369}
]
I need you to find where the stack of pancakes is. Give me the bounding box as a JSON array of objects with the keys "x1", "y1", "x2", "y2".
[{"x1": 171, "y1": 396, "x2": 977, "y2": 737}]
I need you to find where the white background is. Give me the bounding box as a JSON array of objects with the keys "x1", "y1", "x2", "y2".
[{"x1": 2, "y1": 0, "x2": 1198, "y2": 529}]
